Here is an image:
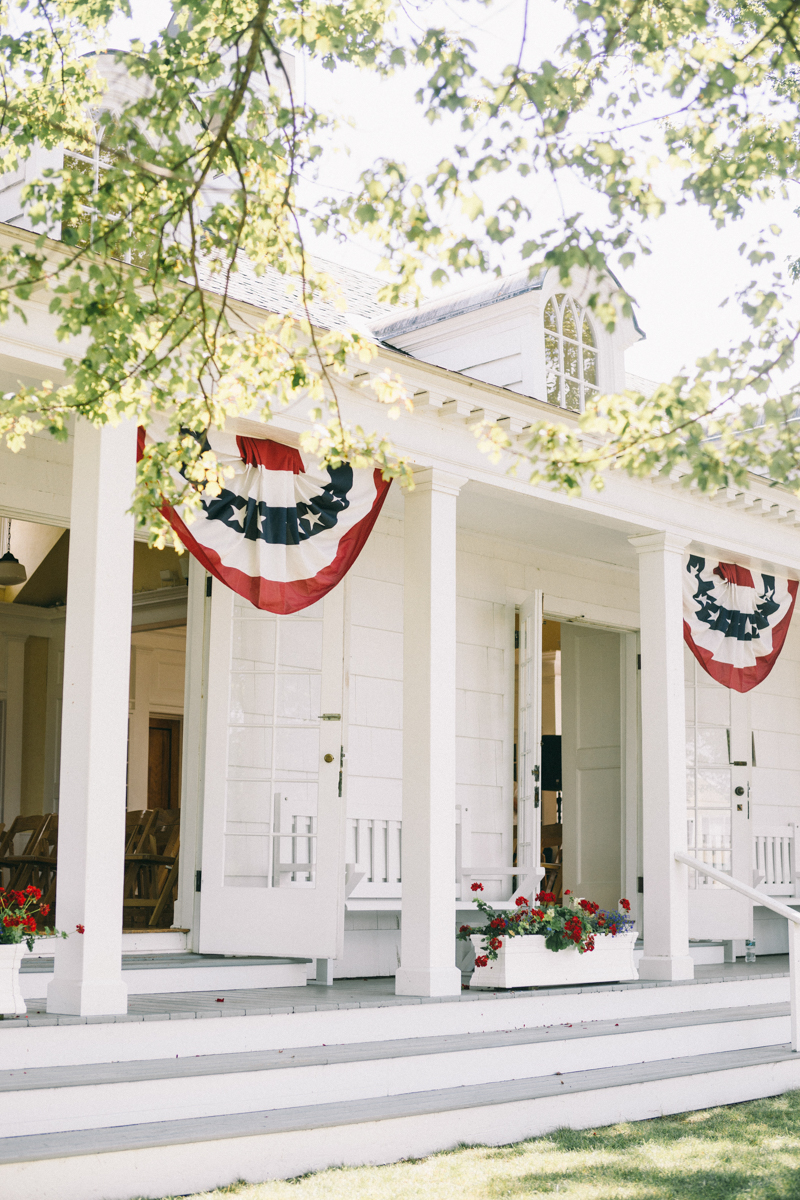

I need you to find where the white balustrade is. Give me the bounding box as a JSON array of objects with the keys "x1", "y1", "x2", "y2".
[{"x1": 754, "y1": 825, "x2": 799, "y2": 897}]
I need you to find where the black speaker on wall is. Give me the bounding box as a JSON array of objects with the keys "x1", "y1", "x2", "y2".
[{"x1": 541, "y1": 734, "x2": 562, "y2": 793}]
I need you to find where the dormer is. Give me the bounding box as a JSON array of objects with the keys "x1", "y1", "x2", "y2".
[{"x1": 372, "y1": 265, "x2": 643, "y2": 409}]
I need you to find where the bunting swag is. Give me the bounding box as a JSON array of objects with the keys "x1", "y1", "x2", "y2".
[
  {"x1": 683, "y1": 555, "x2": 798, "y2": 693},
  {"x1": 138, "y1": 425, "x2": 391, "y2": 614}
]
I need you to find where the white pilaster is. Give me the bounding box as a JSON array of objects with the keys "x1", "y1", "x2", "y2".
[
  {"x1": 126, "y1": 646, "x2": 152, "y2": 810},
  {"x1": 174, "y1": 557, "x2": 209, "y2": 942},
  {"x1": 629, "y1": 531, "x2": 694, "y2": 981},
  {"x1": 396, "y1": 467, "x2": 466, "y2": 998},
  {"x1": 47, "y1": 418, "x2": 136, "y2": 1016},
  {"x1": 2, "y1": 634, "x2": 26, "y2": 825}
]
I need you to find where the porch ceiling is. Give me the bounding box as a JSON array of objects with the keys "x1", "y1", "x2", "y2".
[{"x1": 457, "y1": 484, "x2": 642, "y2": 570}]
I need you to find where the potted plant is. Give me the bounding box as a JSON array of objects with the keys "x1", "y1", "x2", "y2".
[
  {"x1": 0, "y1": 885, "x2": 68, "y2": 1016},
  {"x1": 459, "y1": 885, "x2": 637, "y2": 989}
]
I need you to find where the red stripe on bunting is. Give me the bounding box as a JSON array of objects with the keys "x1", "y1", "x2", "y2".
[
  {"x1": 236, "y1": 436, "x2": 304, "y2": 473},
  {"x1": 713, "y1": 563, "x2": 755, "y2": 588},
  {"x1": 683, "y1": 578, "x2": 798, "y2": 692}
]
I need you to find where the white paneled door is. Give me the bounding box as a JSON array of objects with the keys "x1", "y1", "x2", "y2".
[
  {"x1": 685, "y1": 646, "x2": 752, "y2": 940},
  {"x1": 561, "y1": 625, "x2": 623, "y2": 913},
  {"x1": 199, "y1": 581, "x2": 347, "y2": 958},
  {"x1": 517, "y1": 594, "x2": 543, "y2": 887}
]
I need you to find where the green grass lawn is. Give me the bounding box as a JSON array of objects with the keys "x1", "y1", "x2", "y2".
[{"x1": 164, "y1": 1093, "x2": 800, "y2": 1200}]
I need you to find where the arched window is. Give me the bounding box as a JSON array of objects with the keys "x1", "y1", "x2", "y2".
[{"x1": 543, "y1": 294, "x2": 598, "y2": 412}]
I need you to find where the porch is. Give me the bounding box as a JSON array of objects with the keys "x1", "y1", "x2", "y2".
[{"x1": 0, "y1": 959, "x2": 797, "y2": 1200}]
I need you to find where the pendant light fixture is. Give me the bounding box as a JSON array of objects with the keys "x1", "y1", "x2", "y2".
[{"x1": 0, "y1": 519, "x2": 27, "y2": 586}]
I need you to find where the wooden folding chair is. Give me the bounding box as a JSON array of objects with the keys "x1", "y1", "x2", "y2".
[
  {"x1": 123, "y1": 809, "x2": 180, "y2": 928},
  {"x1": 8, "y1": 814, "x2": 57, "y2": 895},
  {"x1": 540, "y1": 822, "x2": 563, "y2": 901},
  {"x1": 0, "y1": 815, "x2": 49, "y2": 888}
]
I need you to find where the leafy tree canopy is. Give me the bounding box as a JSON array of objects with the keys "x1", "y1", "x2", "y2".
[{"x1": 0, "y1": 0, "x2": 797, "y2": 540}]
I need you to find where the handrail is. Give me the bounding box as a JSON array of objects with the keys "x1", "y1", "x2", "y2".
[
  {"x1": 675, "y1": 851, "x2": 800, "y2": 924},
  {"x1": 675, "y1": 850, "x2": 800, "y2": 1051}
]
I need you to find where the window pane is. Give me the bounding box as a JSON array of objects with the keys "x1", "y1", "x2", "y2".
[
  {"x1": 696, "y1": 769, "x2": 730, "y2": 806},
  {"x1": 564, "y1": 378, "x2": 581, "y2": 411},
  {"x1": 697, "y1": 727, "x2": 728, "y2": 765},
  {"x1": 581, "y1": 314, "x2": 595, "y2": 348},
  {"x1": 562, "y1": 301, "x2": 577, "y2": 341},
  {"x1": 582, "y1": 348, "x2": 597, "y2": 386},
  {"x1": 545, "y1": 332, "x2": 560, "y2": 404},
  {"x1": 544, "y1": 299, "x2": 558, "y2": 332},
  {"x1": 563, "y1": 340, "x2": 579, "y2": 379}
]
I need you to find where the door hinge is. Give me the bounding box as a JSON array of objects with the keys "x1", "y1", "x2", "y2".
[
  {"x1": 534, "y1": 787, "x2": 540, "y2": 808},
  {"x1": 514, "y1": 630, "x2": 519, "y2": 649},
  {"x1": 637, "y1": 654, "x2": 641, "y2": 670},
  {"x1": 195, "y1": 870, "x2": 202, "y2": 893},
  {"x1": 205, "y1": 576, "x2": 213, "y2": 598},
  {"x1": 637, "y1": 876, "x2": 644, "y2": 894}
]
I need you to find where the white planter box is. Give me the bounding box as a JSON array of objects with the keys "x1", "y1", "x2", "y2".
[
  {"x1": 470, "y1": 929, "x2": 638, "y2": 989},
  {"x1": 0, "y1": 943, "x2": 27, "y2": 1015}
]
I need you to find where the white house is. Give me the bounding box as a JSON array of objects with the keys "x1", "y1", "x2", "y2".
[{"x1": 2, "y1": 205, "x2": 800, "y2": 1197}]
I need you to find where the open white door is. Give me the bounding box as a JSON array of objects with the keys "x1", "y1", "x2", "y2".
[
  {"x1": 517, "y1": 593, "x2": 543, "y2": 890},
  {"x1": 198, "y1": 581, "x2": 346, "y2": 958},
  {"x1": 561, "y1": 624, "x2": 623, "y2": 912},
  {"x1": 685, "y1": 644, "x2": 751, "y2": 940}
]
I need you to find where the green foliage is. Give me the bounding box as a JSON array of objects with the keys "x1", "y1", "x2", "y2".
[{"x1": 0, "y1": 0, "x2": 798, "y2": 534}]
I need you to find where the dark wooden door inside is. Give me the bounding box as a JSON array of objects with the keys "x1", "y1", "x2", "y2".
[{"x1": 148, "y1": 717, "x2": 181, "y2": 809}]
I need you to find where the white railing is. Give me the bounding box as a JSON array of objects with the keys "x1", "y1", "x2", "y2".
[
  {"x1": 676, "y1": 850, "x2": 800, "y2": 1051},
  {"x1": 754, "y1": 826, "x2": 799, "y2": 897},
  {"x1": 345, "y1": 818, "x2": 402, "y2": 898}
]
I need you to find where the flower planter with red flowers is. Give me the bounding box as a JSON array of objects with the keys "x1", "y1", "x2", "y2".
[
  {"x1": 0, "y1": 885, "x2": 68, "y2": 1016},
  {"x1": 459, "y1": 885, "x2": 637, "y2": 990}
]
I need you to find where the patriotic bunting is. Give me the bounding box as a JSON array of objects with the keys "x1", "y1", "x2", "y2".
[
  {"x1": 138, "y1": 425, "x2": 390, "y2": 614},
  {"x1": 683, "y1": 555, "x2": 798, "y2": 692}
]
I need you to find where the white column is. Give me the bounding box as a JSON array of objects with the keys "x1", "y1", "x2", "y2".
[
  {"x1": 396, "y1": 468, "x2": 466, "y2": 998},
  {"x1": 2, "y1": 635, "x2": 26, "y2": 825},
  {"x1": 47, "y1": 418, "x2": 137, "y2": 1016},
  {"x1": 629, "y1": 531, "x2": 694, "y2": 981}
]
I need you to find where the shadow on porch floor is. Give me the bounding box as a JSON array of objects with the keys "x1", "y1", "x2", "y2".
[{"x1": 1, "y1": 954, "x2": 791, "y2": 1029}]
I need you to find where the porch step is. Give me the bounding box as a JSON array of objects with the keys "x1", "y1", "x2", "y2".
[
  {"x1": 1, "y1": 1041, "x2": 799, "y2": 1200},
  {"x1": 19, "y1": 952, "x2": 310, "y2": 998},
  {"x1": 0, "y1": 1001, "x2": 790, "y2": 1138}
]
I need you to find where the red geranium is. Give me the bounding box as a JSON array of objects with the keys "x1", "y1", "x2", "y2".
[
  {"x1": 515, "y1": 896, "x2": 528, "y2": 907},
  {"x1": 471, "y1": 882, "x2": 484, "y2": 892},
  {"x1": 0, "y1": 885, "x2": 68, "y2": 950},
  {"x1": 474, "y1": 955, "x2": 489, "y2": 968}
]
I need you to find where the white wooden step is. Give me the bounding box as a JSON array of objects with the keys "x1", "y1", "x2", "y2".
[
  {"x1": 1, "y1": 1042, "x2": 799, "y2": 1200},
  {"x1": 0, "y1": 1001, "x2": 790, "y2": 1137},
  {"x1": 3, "y1": 968, "x2": 792, "y2": 1072},
  {"x1": 19, "y1": 953, "x2": 309, "y2": 998}
]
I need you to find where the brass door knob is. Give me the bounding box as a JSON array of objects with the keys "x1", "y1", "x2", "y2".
[
  {"x1": 735, "y1": 786, "x2": 745, "y2": 796},
  {"x1": 323, "y1": 753, "x2": 335, "y2": 763}
]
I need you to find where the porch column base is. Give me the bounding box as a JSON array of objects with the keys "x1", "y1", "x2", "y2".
[
  {"x1": 46, "y1": 978, "x2": 128, "y2": 1017},
  {"x1": 637, "y1": 954, "x2": 695, "y2": 981},
  {"x1": 395, "y1": 966, "x2": 462, "y2": 997}
]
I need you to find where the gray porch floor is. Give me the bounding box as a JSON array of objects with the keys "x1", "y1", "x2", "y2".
[{"x1": 1, "y1": 954, "x2": 790, "y2": 1030}]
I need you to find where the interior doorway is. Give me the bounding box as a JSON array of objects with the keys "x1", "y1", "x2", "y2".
[{"x1": 147, "y1": 716, "x2": 181, "y2": 809}]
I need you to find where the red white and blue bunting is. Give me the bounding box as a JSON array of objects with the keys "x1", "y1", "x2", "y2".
[
  {"x1": 138, "y1": 425, "x2": 391, "y2": 615},
  {"x1": 683, "y1": 555, "x2": 798, "y2": 692}
]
